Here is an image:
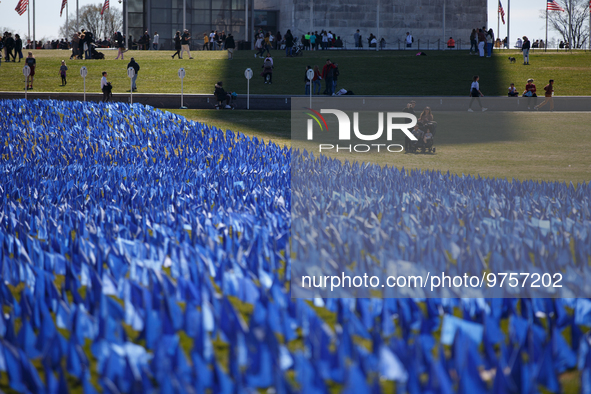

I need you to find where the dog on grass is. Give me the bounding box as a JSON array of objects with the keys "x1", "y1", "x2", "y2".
[{"x1": 508, "y1": 56, "x2": 516, "y2": 63}]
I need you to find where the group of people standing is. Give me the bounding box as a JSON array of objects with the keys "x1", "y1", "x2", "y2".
[
  {"x1": 469, "y1": 27, "x2": 495, "y2": 57},
  {"x1": 1, "y1": 32, "x2": 24, "y2": 63},
  {"x1": 202, "y1": 31, "x2": 228, "y2": 50},
  {"x1": 304, "y1": 59, "x2": 340, "y2": 95}
]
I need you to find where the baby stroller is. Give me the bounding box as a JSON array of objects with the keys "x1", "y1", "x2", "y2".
[
  {"x1": 408, "y1": 124, "x2": 436, "y2": 154},
  {"x1": 91, "y1": 45, "x2": 105, "y2": 60},
  {"x1": 292, "y1": 36, "x2": 304, "y2": 57}
]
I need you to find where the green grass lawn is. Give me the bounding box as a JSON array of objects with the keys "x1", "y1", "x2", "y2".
[
  {"x1": 1, "y1": 48, "x2": 591, "y2": 96},
  {"x1": 169, "y1": 109, "x2": 591, "y2": 184}
]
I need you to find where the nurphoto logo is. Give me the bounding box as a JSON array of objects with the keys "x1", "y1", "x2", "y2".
[{"x1": 304, "y1": 108, "x2": 418, "y2": 153}]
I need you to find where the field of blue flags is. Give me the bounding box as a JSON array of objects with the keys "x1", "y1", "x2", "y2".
[{"x1": 1, "y1": 98, "x2": 591, "y2": 393}]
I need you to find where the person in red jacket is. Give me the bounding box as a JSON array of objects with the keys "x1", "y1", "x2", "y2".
[{"x1": 447, "y1": 37, "x2": 455, "y2": 48}]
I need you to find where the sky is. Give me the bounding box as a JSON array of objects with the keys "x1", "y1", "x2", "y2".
[{"x1": 0, "y1": 0, "x2": 560, "y2": 44}]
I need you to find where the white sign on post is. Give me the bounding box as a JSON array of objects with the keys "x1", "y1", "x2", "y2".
[
  {"x1": 178, "y1": 68, "x2": 187, "y2": 109},
  {"x1": 80, "y1": 66, "x2": 88, "y2": 102},
  {"x1": 127, "y1": 67, "x2": 135, "y2": 105},
  {"x1": 23, "y1": 66, "x2": 30, "y2": 99},
  {"x1": 245, "y1": 68, "x2": 253, "y2": 110},
  {"x1": 306, "y1": 68, "x2": 315, "y2": 108}
]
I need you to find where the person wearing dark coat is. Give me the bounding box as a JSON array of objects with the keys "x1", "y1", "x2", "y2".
[
  {"x1": 225, "y1": 34, "x2": 235, "y2": 59},
  {"x1": 127, "y1": 58, "x2": 140, "y2": 91},
  {"x1": 14, "y1": 34, "x2": 23, "y2": 62},
  {"x1": 172, "y1": 31, "x2": 182, "y2": 59},
  {"x1": 284, "y1": 30, "x2": 294, "y2": 57}
]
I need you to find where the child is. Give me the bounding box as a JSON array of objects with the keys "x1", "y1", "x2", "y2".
[
  {"x1": 59, "y1": 60, "x2": 68, "y2": 86},
  {"x1": 535, "y1": 79, "x2": 554, "y2": 111},
  {"x1": 423, "y1": 127, "x2": 433, "y2": 145},
  {"x1": 412, "y1": 124, "x2": 424, "y2": 142},
  {"x1": 25, "y1": 52, "x2": 36, "y2": 90},
  {"x1": 508, "y1": 83, "x2": 518, "y2": 97}
]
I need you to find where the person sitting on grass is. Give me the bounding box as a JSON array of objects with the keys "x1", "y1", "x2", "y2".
[
  {"x1": 214, "y1": 81, "x2": 232, "y2": 108},
  {"x1": 508, "y1": 83, "x2": 518, "y2": 97},
  {"x1": 447, "y1": 37, "x2": 455, "y2": 48}
]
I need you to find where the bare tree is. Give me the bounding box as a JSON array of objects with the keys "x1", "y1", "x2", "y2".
[
  {"x1": 540, "y1": 0, "x2": 590, "y2": 48},
  {"x1": 58, "y1": 4, "x2": 122, "y2": 42}
]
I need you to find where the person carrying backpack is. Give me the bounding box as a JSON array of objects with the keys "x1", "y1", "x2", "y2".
[{"x1": 261, "y1": 53, "x2": 274, "y2": 84}]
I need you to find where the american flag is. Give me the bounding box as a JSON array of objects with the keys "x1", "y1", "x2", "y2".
[
  {"x1": 547, "y1": 0, "x2": 565, "y2": 11},
  {"x1": 60, "y1": 0, "x2": 67, "y2": 17},
  {"x1": 101, "y1": 0, "x2": 109, "y2": 16},
  {"x1": 498, "y1": 0, "x2": 505, "y2": 24},
  {"x1": 15, "y1": 0, "x2": 28, "y2": 15}
]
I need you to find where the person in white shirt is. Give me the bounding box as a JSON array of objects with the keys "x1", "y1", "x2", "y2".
[
  {"x1": 100, "y1": 71, "x2": 111, "y2": 102},
  {"x1": 152, "y1": 32, "x2": 159, "y2": 50},
  {"x1": 209, "y1": 31, "x2": 216, "y2": 50},
  {"x1": 468, "y1": 75, "x2": 487, "y2": 112},
  {"x1": 405, "y1": 32, "x2": 413, "y2": 48}
]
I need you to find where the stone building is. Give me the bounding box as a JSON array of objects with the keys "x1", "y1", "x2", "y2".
[{"x1": 125, "y1": 0, "x2": 486, "y2": 50}]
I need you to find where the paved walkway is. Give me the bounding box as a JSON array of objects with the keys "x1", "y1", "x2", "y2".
[{"x1": 1, "y1": 91, "x2": 590, "y2": 111}]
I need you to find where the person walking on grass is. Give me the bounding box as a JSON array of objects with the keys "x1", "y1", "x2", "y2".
[
  {"x1": 25, "y1": 52, "x2": 36, "y2": 90},
  {"x1": 225, "y1": 34, "x2": 235, "y2": 59},
  {"x1": 181, "y1": 29, "x2": 193, "y2": 59},
  {"x1": 468, "y1": 75, "x2": 487, "y2": 112},
  {"x1": 172, "y1": 31, "x2": 182, "y2": 58},
  {"x1": 535, "y1": 79, "x2": 554, "y2": 111},
  {"x1": 100, "y1": 71, "x2": 112, "y2": 102},
  {"x1": 59, "y1": 60, "x2": 68, "y2": 86},
  {"x1": 115, "y1": 31, "x2": 126, "y2": 60},
  {"x1": 127, "y1": 57, "x2": 140, "y2": 91}
]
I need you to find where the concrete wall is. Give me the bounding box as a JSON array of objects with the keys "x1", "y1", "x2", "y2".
[{"x1": 257, "y1": 0, "x2": 487, "y2": 48}]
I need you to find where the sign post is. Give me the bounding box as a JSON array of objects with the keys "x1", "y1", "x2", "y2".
[
  {"x1": 23, "y1": 66, "x2": 31, "y2": 100},
  {"x1": 127, "y1": 67, "x2": 135, "y2": 105},
  {"x1": 306, "y1": 68, "x2": 315, "y2": 108},
  {"x1": 178, "y1": 67, "x2": 187, "y2": 109},
  {"x1": 244, "y1": 68, "x2": 253, "y2": 110},
  {"x1": 80, "y1": 66, "x2": 88, "y2": 102}
]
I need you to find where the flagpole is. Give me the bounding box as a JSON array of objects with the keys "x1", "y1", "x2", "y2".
[
  {"x1": 568, "y1": 0, "x2": 572, "y2": 49},
  {"x1": 507, "y1": 0, "x2": 510, "y2": 51},
  {"x1": 76, "y1": 0, "x2": 79, "y2": 32},
  {"x1": 497, "y1": 3, "x2": 500, "y2": 51},
  {"x1": 27, "y1": 0, "x2": 30, "y2": 46},
  {"x1": 545, "y1": 5, "x2": 548, "y2": 51},
  {"x1": 33, "y1": 0, "x2": 35, "y2": 47},
  {"x1": 66, "y1": 1, "x2": 69, "y2": 40}
]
